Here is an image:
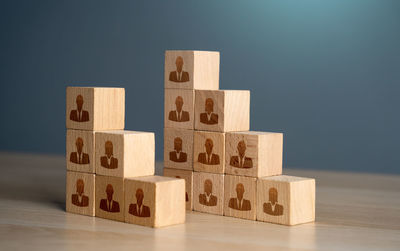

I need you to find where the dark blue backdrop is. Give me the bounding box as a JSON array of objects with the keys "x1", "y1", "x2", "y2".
[{"x1": 1, "y1": 0, "x2": 399, "y2": 173}]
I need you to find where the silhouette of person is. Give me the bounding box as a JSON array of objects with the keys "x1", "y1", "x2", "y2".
[
  {"x1": 228, "y1": 183, "x2": 251, "y2": 211},
  {"x1": 263, "y1": 188, "x2": 284, "y2": 216},
  {"x1": 100, "y1": 141, "x2": 118, "y2": 169},
  {"x1": 71, "y1": 179, "x2": 89, "y2": 207},
  {"x1": 169, "y1": 137, "x2": 187, "y2": 163},
  {"x1": 70, "y1": 95, "x2": 89, "y2": 122},
  {"x1": 230, "y1": 140, "x2": 253, "y2": 169},
  {"x1": 198, "y1": 138, "x2": 220, "y2": 165},
  {"x1": 175, "y1": 175, "x2": 189, "y2": 202},
  {"x1": 198, "y1": 179, "x2": 217, "y2": 206},
  {"x1": 200, "y1": 98, "x2": 218, "y2": 125},
  {"x1": 99, "y1": 184, "x2": 120, "y2": 212},
  {"x1": 168, "y1": 96, "x2": 190, "y2": 122},
  {"x1": 169, "y1": 56, "x2": 189, "y2": 82},
  {"x1": 129, "y1": 188, "x2": 151, "y2": 217},
  {"x1": 70, "y1": 137, "x2": 90, "y2": 164}
]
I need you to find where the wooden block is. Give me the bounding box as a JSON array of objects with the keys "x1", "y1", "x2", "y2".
[
  {"x1": 194, "y1": 90, "x2": 250, "y2": 132},
  {"x1": 163, "y1": 168, "x2": 193, "y2": 210},
  {"x1": 225, "y1": 131, "x2": 283, "y2": 178},
  {"x1": 193, "y1": 172, "x2": 224, "y2": 215},
  {"x1": 257, "y1": 175, "x2": 315, "y2": 226},
  {"x1": 164, "y1": 128, "x2": 193, "y2": 170},
  {"x1": 95, "y1": 130, "x2": 155, "y2": 178},
  {"x1": 66, "y1": 171, "x2": 95, "y2": 216},
  {"x1": 224, "y1": 174, "x2": 257, "y2": 220},
  {"x1": 95, "y1": 175, "x2": 124, "y2": 222},
  {"x1": 164, "y1": 89, "x2": 194, "y2": 129},
  {"x1": 66, "y1": 87, "x2": 125, "y2": 130},
  {"x1": 193, "y1": 131, "x2": 225, "y2": 174},
  {"x1": 164, "y1": 50, "x2": 220, "y2": 90},
  {"x1": 124, "y1": 176, "x2": 185, "y2": 228},
  {"x1": 66, "y1": 129, "x2": 95, "y2": 173}
]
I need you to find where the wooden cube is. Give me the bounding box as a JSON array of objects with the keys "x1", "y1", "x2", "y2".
[
  {"x1": 193, "y1": 172, "x2": 224, "y2": 215},
  {"x1": 224, "y1": 174, "x2": 257, "y2": 220},
  {"x1": 124, "y1": 176, "x2": 186, "y2": 228},
  {"x1": 164, "y1": 128, "x2": 193, "y2": 170},
  {"x1": 225, "y1": 131, "x2": 283, "y2": 178},
  {"x1": 164, "y1": 50, "x2": 220, "y2": 90},
  {"x1": 95, "y1": 130, "x2": 155, "y2": 178},
  {"x1": 66, "y1": 129, "x2": 95, "y2": 173},
  {"x1": 163, "y1": 168, "x2": 193, "y2": 210},
  {"x1": 194, "y1": 90, "x2": 250, "y2": 132},
  {"x1": 66, "y1": 87, "x2": 125, "y2": 130},
  {"x1": 193, "y1": 131, "x2": 225, "y2": 174},
  {"x1": 257, "y1": 175, "x2": 315, "y2": 226},
  {"x1": 95, "y1": 175, "x2": 124, "y2": 222},
  {"x1": 66, "y1": 171, "x2": 95, "y2": 216},
  {"x1": 165, "y1": 89, "x2": 194, "y2": 129}
]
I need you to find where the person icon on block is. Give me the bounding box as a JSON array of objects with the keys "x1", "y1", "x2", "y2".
[
  {"x1": 230, "y1": 140, "x2": 253, "y2": 169},
  {"x1": 168, "y1": 96, "x2": 190, "y2": 122},
  {"x1": 198, "y1": 179, "x2": 217, "y2": 206},
  {"x1": 263, "y1": 187, "x2": 284, "y2": 216},
  {"x1": 99, "y1": 184, "x2": 120, "y2": 213},
  {"x1": 228, "y1": 183, "x2": 251, "y2": 211},
  {"x1": 100, "y1": 141, "x2": 118, "y2": 169},
  {"x1": 71, "y1": 179, "x2": 89, "y2": 207},
  {"x1": 198, "y1": 138, "x2": 220, "y2": 165},
  {"x1": 169, "y1": 137, "x2": 187, "y2": 163},
  {"x1": 129, "y1": 188, "x2": 151, "y2": 217},
  {"x1": 169, "y1": 56, "x2": 189, "y2": 82},
  {"x1": 200, "y1": 98, "x2": 218, "y2": 125},
  {"x1": 70, "y1": 137, "x2": 90, "y2": 165},
  {"x1": 70, "y1": 95, "x2": 89, "y2": 122}
]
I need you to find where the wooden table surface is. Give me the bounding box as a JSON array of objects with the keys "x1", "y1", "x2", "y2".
[{"x1": 0, "y1": 152, "x2": 399, "y2": 251}]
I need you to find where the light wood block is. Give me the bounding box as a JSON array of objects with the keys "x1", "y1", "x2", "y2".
[
  {"x1": 225, "y1": 131, "x2": 283, "y2": 178},
  {"x1": 257, "y1": 175, "x2": 315, "y2": 226},
  {"x1": 163, "y1": 168, "x2": 193, "y2": 210},
  {"x1": 193, "y1": 131, "x2": 225, "y2": 174},
  {"x1": 66, "y1": 87, "x2": 125, "y2": 130},
  {"x1": 224, "y1": 174, "x2": 257, "y2": 220},
  {"x1": 194, "y1": 90, "x2": 250, "y2": 132},
  {"x1": 164, "y1": 128, "x2": 193, "y2": 170},
  {"x1": 164, "y1": 50, "x2": 220, "y2": 90},
  {"x1": 193, "y1": 172, "x2": 224, "y2": 215},
  {"x1": 95, "y1": 130, "x2": 155, "y2": 178},
  {"x1": 124, "y1": 175, "x2": 185, "y2": 228},
  {"x1": 66, "y1": 171, "x2": 95, "y2": 216},
  {"x1": 66, "y1": 129, "x2": 95, "y2": 173},
  {"x1": 95, "y1": 175, "x2": 124, "y2": 222},
  {"x1": 164, "y1": 89, "x2": 194, "y2": 129}
]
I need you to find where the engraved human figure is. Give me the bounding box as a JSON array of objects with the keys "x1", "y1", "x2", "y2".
[
  {"x1": 199, "y1": 179, "x2": 217, "y2": 206},
  {"x1": 100, "y1": 141, "x2": 118, "y2": 169},
  {"x1": 200, "y1": 98, "x2": 218, "y2": 125},
  {"x1": 230, "y1": 140, "x2": 253, "y2": 169},
  {"x1": 99, "y1": 184, "x2": 120, "y2": 212},
  {"x1": 71, "y1": 179, "x2": 89, "y2": 207},
  {"x1": 168, "y1": 96, "x2": 190, "y2": 122},
  {"x1": 169, "y1": 137, "x2": 187, "y2": 163},
  {"x1": 70, "y1": 95, "x2": 89, "y2": 122},
  {"x1": 198, "y1": 138, "x2": 220, "y2": 165},
  {"x1": 129, "y1": 188, "x2": 150, "y2": 217},
  {"x1": 228, "y1": 183, "x2": 251, "y2": 211},
  {"x1": 70, "y1": 137, "x2": 90, "y2": 164},
  {"x1": 263, "y1": 187, "x2": 283, "y2": 216},
  {"x1": 169, "y1": 56, "x2": 189, "y2": 82}
]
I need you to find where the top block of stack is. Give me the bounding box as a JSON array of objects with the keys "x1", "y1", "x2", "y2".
[
  {"x1": 66, "y1": 87, "x2": 125, "y2": 131},
  {"x1": 165, "y1": 50, "x2": 220, "y2": 90}
]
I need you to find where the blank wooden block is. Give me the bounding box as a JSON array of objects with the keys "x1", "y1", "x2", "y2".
[
  {"x1": 165, "y1": 89, "x2": 194, "y2": 129},
  {"x1": 66, "y1": 87, "x2": 125, "y2": 130},
  {"x1": 66, "y1": 171, "x2": 95, "y2": 216},
  {"x1": 193, "y1": 131, "x2": 225, "y2": 174},
  {"x1": 194, "y1": 90, "x2": 250, "y2": 132},
  {"x1": 257, "y1": 175, "x2": 315, "y2": 226},
  {"x1": 124, "y1": 176, "x2": 185, "y2": 228},
  {"x1": 163, "y1": 168, "x2": 193, "y2": 210},
  {"x1": 95, "y1": 130, "x2": 155, "y2": 178},
  {"x1": 193, "y1": 172, "x2": 224, "y2": 215},
  {"x1": 225, "y1": 131, "x2": 283, "y2": 178},
  {"x1": 164, "y1": 128, "x2": 193, "y2": 170},
  {"x1": 224, "y1": 174, "x2": 257, "y2": 220},
  {"x1": 66, "y1": 129, "x2": 95, "y2": 173},
  {"x1": 95, "y1": 175, "x2": 124, "y2": 222},
  {"x1": 164, "y1": 50, "x2": 220, "y2": 90}
]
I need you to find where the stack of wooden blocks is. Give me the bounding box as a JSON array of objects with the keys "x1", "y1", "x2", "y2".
[
  {"x1": 163, "y1": 50, "x2": 315, "y2": 225},
  {"x1": 65, "y1": 87, "x2": 185, "y2": 228}
]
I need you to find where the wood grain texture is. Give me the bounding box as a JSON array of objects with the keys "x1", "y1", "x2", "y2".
[
  {"x1": 194, "y1": 90, "x2": 250, "y2": 132},
  {"x1": 95, "y1": 130, "x2": 155, "y2": 178},
  {"x1": 224, "y1": 174, "x2": 257, "y2": 220},
  {"x1": 164, "y1": 128, "x2": 194, "y2": 170},
  {"x1": 95, "y1": 175, "x2": 125, "y2": 222},
  {"x1": 257, "y1": 175, "x2": 315, "y2": 226},
  {"x1": 193, "y1": 172, "x2": 224, "y2": 215},
  {"x1": 164, "y1": 89, "x2": 195, "y2": 130},
  {"x1": 193, "y1": 131, "x2": 225, "y2": 174},
  {"x1": 66, "y1": 87, "x2": 125, "y2": 130},
  {"x1": 125, "y1": 176, "x2": 185, "y2": 228},
  {"x1": 225, "y1": 131, "x2": 283, "y2": 177},
  {"x1": 66, "y1": 171, "x2": 95, "y2": 216},
  {"x1": 66, "y1": 129, "x2": 95, "y2": 173},
  {"x1": 164, "y1": 50, "x2": 220, "y2": 90},
  {"x1": 163, "y1": 168, "x2": 193, "y2": 210}
]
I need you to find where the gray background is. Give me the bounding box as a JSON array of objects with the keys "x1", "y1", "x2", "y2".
[{"x1": 0, "y1": 0, "x2": 399, "y2": 174}]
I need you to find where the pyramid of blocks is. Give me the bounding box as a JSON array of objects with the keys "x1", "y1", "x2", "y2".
[{"x1": 163, "y1": 50, "x2": 315, "y2": 225}]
